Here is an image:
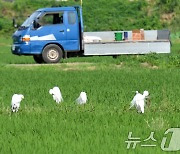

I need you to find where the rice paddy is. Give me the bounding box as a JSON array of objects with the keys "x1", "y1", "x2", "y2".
[{"x1": 0, "y1": 36, "x2": 180, "y2": 153}]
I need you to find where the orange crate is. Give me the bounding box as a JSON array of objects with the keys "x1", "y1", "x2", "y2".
[{"x1": 132, "y1": 29, "x2": 144, "y2": 40}]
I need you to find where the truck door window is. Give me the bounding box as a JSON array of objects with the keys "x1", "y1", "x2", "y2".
[
  {"x1": 39, "y1": 12, "x2": 63, "y2": 26},
  {"x1": 68, "y1": 12, "x2": 76, "y2": 25}
]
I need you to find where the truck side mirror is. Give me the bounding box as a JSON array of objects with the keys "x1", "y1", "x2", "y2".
[{"x1": 12, "y1": 18, "x2": 17, "y2": 28}]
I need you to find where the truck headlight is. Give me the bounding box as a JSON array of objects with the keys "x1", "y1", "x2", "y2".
[{"x1": 22, "y1": 35, "x2": 30, "y2": 42}]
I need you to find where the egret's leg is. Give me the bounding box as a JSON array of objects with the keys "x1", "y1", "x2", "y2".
[{"x1": 140, "y1": 106, "x2": 144, "y2": 113}]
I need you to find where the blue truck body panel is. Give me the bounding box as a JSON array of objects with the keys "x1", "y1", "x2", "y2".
[{"x1": 12, "y1": 6, "x2": 82, "y2": 55}]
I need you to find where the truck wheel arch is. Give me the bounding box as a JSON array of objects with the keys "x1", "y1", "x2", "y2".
[{"x1": 43, "y1": 43, "x2": 64, "y2": 53}]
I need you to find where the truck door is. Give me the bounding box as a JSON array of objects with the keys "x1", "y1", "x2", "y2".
[
  {"x1": 30, "y1": 12, "x2": 67, "y2": 54},
  {"x1": 65, "y1": 11, "x2": 80, "y2": 51}
]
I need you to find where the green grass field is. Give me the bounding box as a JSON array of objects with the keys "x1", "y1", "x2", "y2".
[{"x1": 0, "y1": 36, "x2": 180, "y2": 153}]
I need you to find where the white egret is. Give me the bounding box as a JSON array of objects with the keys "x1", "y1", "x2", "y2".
[
  {"x1": 76, "y1": 92, "x2": 87, "y2": 105},
  {"x1": 49, "y1": 86, "x2": 63, "y2": 104},
  {"x1": 130, "y1": 90, "x2": 149, "y2": 113},
  {"x1": 11, "y1": 94, "x2": 24, "y2": 112}
]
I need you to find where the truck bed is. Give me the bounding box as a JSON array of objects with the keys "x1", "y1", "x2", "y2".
[
  {"x1": 84, "y1": 40, "x2": 170, "y2": 55},
  {"x1": 83, "y1": 31, "x2": 170, "y2": 55}
]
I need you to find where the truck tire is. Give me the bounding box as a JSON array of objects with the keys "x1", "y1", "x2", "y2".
[
  {"x1": 42, "y1": 44, "x2": 63, "y2": 63},
  {"x1": 33, "y1": 55, "x2": 44, "y2": 64}
]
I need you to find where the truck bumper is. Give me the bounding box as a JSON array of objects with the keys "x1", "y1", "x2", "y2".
[{"x1": 11, "y1": 43, "x2": 31, "y2": 55}]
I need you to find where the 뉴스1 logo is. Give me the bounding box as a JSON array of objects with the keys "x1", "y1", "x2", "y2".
[
  {"x1": 125, "y1": 128, "x2": 180, "y2": 151},
  {"x1": 161, "y1": 128, "x2": 180, "y2": 151}
]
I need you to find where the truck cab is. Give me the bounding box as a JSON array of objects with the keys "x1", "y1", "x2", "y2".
[{"x1": 12, "y1": 6, "x2": 83, "y2": 63}]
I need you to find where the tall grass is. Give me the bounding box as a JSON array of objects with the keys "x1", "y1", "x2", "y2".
[{"x1": 0, "y1": 65, "x2": 180, "y2": 153}]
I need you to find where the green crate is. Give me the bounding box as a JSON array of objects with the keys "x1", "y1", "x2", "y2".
[{"x1": 115, "y1": 32, "x2": 123, "y2": 41}]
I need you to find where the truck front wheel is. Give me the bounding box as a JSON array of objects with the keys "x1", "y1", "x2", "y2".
[
  {"x1": 33, "y1": 55, "x2": 44, "y2": 64},
  {"x1": 42, "y1": 44, "x2": 63, "y2": 63}
]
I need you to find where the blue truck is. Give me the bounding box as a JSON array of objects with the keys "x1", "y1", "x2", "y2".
[{"x1": 12, "y1": 6, "x2": 171, "y2": 63}]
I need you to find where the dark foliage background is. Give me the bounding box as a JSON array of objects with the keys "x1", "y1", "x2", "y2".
[{"x1": 0, "y1": 0, "x2": 179, "y2": 34}]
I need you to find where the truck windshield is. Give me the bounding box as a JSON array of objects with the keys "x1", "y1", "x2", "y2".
[{"x1": 21, "y1": 11, "x2": 41, "y2": 28}]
